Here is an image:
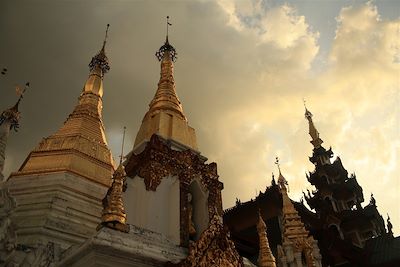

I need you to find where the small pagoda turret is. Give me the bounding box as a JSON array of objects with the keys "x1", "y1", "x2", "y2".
[
  {"x1": 302, "y1": 104, "x2": 386, "y2": 250},
  {"x1": 0, "y1": 83, "x2": 29, "y2": 180},
  {"x1": 275, "y1": 157, "x2": 322, "y2": 267},
  {"x1": 257, "y1": 209, "x2": 276, "y2": 267}
]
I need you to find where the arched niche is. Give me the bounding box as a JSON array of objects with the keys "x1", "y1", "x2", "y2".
[{"x1": 188, "y1": 177, "x2": 209, "y2": 241}]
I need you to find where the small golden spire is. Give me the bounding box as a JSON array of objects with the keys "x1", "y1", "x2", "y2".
[
  {"x1": 99, "y1": 127, "x2": 129, "y2": 232},
  {"x1": 303, "y1": 100, "x2": 323, "y2": 149},
  {"x1": 257, "y1": 209, "x2": 276, "y2": 267},
  {"x1": 275, "y1": 158, "x2": 318, "y2": 267}
]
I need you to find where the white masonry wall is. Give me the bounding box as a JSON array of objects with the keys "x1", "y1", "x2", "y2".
[
  {"x1": 124, "y1": 175, "x2": 181, "y2": 245},
  {"x1": 7, "y1": 172, "x2": 108, "y2": 249}
]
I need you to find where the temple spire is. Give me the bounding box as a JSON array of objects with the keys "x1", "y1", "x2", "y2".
[
  {"x1": 85, "y1": 24, "x2": 110, "y2": 97},
  {"x1": 133, "y1": 17, "x2": 198, "y2": 151},
  {"x1": 0, "y1": 82, "x2": 30, "y2": 180},
  {"x1": 275, "y1": 158, "x2": 320, "y2": 267},
  {"x1": 257, "y1": 209, "x2": 276, "y2": 267},
  {"x1": 151, "y1": 17, "x2": 182, "y2": 118},
  {"x1": 303, "y1": 99, "x2": 323, "y2": 149},
  {"x1": 99, "y1": 127, "x2": 129, "y2": 233},
  {"x1": 10, "y1": 26, "x2": 114, "y2": 186}
]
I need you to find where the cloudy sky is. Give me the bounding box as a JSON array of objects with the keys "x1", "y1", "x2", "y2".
[{"x1": 1, "y1": 0, "x2": 399, "y2": 234}]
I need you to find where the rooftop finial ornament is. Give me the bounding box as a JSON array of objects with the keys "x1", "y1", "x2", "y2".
[
  {"x1": 0, "y1": 82, "x2": 30, "y2": 131},
  {"x1": 275, "y1": 157, "x2": 281, "y2": 174},
  {"x1": 102, "y1": 23, "x2": 110, "y2": 52},
  {"x1": 155, "y1": 16, "x2": 177, "y2": 62},
  {"x1": 89, "y1": 24, "x2": 111, "y2": 74},
  {"x1": 303, "y1": 98, "x2": 312, "y2": 119},
  {"x1": 275, "y1": 157, "x2": 289, "y2": 192},
  {"x1": 166, "y1": 16, "x2": 172, "y2": 40}
]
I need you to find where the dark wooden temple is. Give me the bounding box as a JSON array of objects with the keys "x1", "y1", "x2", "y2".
[{"x1": 223, "y1": 108, "x2": 399, "y2": 267}]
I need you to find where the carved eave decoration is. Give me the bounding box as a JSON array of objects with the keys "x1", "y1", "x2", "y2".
[
  {"x1": 125, "y1": 134, "x2": 224, "y2": 245},
  {"x1": 166, "y1": 213, "x2": 244, "y2": 267},
  {"x1": 126, "y1": 135, "x2": 221, "y2": 191}
]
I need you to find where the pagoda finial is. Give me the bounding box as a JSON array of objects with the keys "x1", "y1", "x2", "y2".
[
  {"x1": 156, "y1": 16, "x2": 177, "y2": 62},
  {"x1": 370, "y1": 193, "x2": 376, "y2": 206},
  {"x1": 275, "y1": 157, "x2": 281, "y2": 174},
  {"x1": 99, "y1": 126, "x2": 129, "y2": 233},
  {"x1": 275, "y1": 157, "x2": 289, "y2": 192},
  {"x1": 89, "y1": 24, "x2": 111, "y2": 74},
  {"x1": 166, "y1": 16, "x2": 171, "y2": 42},
  {"x1": 0, "y1": 82, "x2": 30, "y2": 131},
  {"x1": 271, "y1": 172, "x2": 276, "y2": 186},
  {"x1": 303, "y1": 101, "x2": 323, "y2": 149},
  {"x1": 0, "y1": 81, "x2": 30, "y2": 180},
  {"x1": 101, "y1": 23, "x2": 110, "y2": 52}
]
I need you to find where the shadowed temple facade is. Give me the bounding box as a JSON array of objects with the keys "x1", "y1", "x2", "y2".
[{"x1": 0, "y1": 23, "x2": 399, "y2": 267}]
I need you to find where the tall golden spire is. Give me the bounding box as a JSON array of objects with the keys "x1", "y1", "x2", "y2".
[
  {"x1": 257, "y1": 209, "x2": 276, "y2": 267},
  {"x1": 303, "y1": 99, "x2": 323, "y2": 149},
  {"x1": 99, "y1": 127, "x2": 129, "y2": 233},
  {"x1": 10, "y1": 25, "x2": 114, "y2": 186},
  {"x1": 275, "y1": 157, "x2": 318, "y2": 267},
  {"x1": 134, "y1": 17, "x2": 198, "y2": 151}
]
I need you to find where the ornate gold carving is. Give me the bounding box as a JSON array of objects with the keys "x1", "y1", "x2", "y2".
[
  {"x1": 166, "y1": 212, "x2": 244, "y2": 267},
  {"x1": 125, "y1": 135, "x2": 223, "y2": 245},
  {"x1": 126, "y1": 135, "x2": 221, "y2": 192},
  {"x1": 98, "y1": 164, "x2": 129, "y2": 233}
]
